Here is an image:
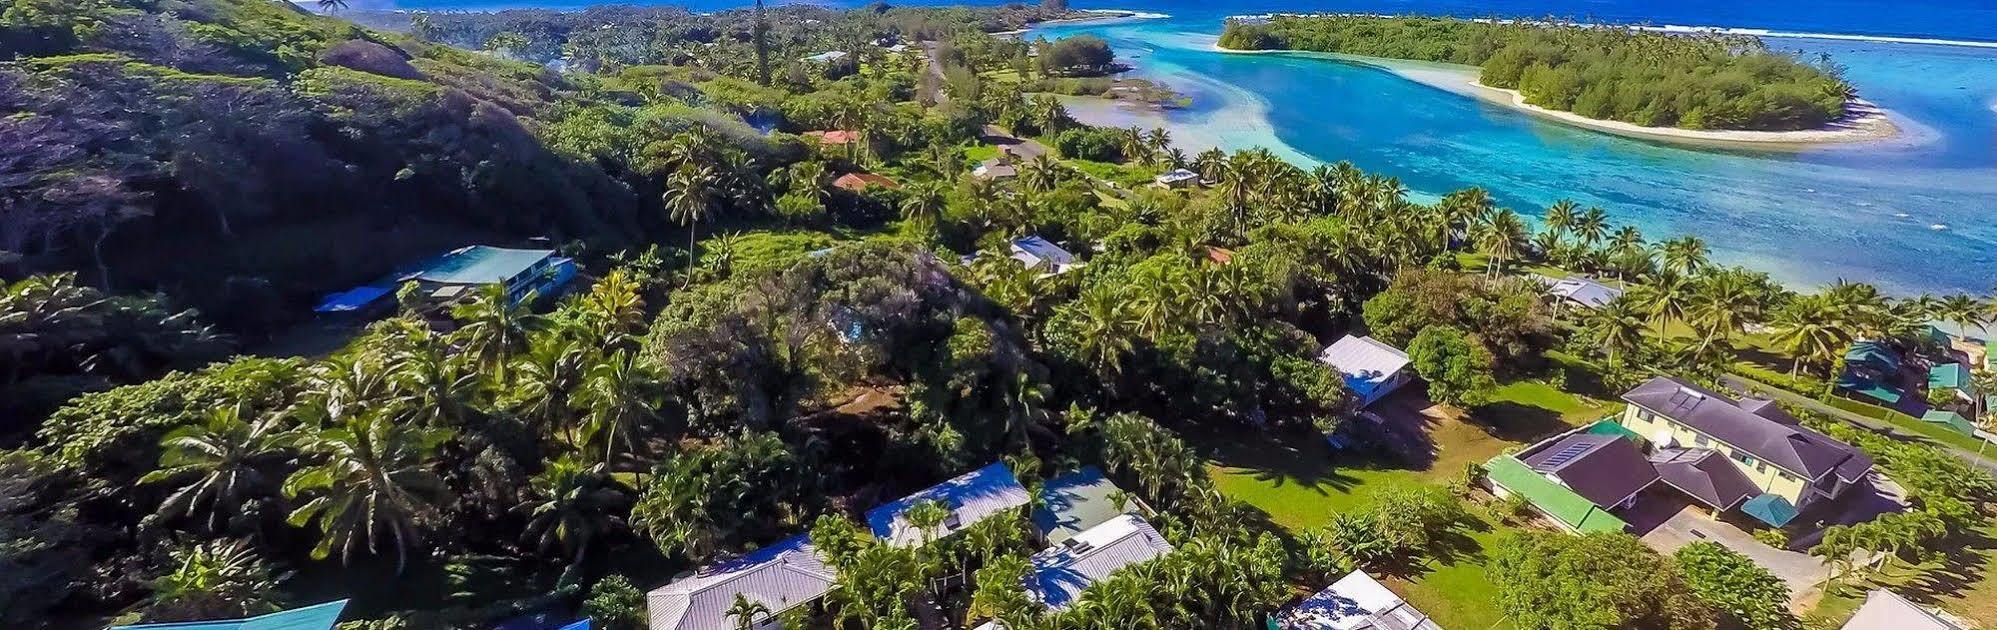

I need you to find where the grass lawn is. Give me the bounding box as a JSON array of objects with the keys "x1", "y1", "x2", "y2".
[
  {"x1": 1189, "y1": 386, "x2": 1592, "y2": 630},
  {"x1": 962, "y1": 144, "x2": 999, "y2": 163}
]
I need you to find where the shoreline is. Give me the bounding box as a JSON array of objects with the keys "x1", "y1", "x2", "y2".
[
  {"x1": 998, "y1": 9, "x2": 1169, "y2": 36},
  {"x1": 1213, "y1": 46, "x2": 1903, "y2": 148}
]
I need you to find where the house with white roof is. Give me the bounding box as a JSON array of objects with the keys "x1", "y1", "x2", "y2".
[
  {"x1": 1277, "y1": 570, "x2": 1440, "y2": 630},
  {"x1": 800, "y1": 51, "x2": 848, "y2": 63},
  {"x1": 645, "y1": 535, "x2": 835, "y2": 630},
  {"x1": 1842, "y1": 589, "x2": 1966, "y2": 629},
  {"x1": 1009, "y1": 236, "x2": 1080, "y2": 275},
  {"x1": 1530, "y1": 274, "x2": 1622, "y2": 310},
  {"x1": 1025, "y1": 514, "x2": 1175, "y2": 610},
  {"x1": 1317, "y1": 335, "x2": 1414, "y2": 407},
  {"x1": 866, "y1": 461, "x2": 1032, "y2": 547},
  {"x1": 1153, "y1": 168, "x2": 1201, "y2": 189}
]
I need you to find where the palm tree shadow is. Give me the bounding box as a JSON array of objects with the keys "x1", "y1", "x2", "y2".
[
  {"x1": 1194, "y1": 424, "x2": 1367, "y2": 497},
  {"x1": 1897, "y1": 526, "x2": 1997, "y2": 606}
]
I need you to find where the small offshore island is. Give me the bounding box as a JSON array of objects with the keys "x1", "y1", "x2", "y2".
[{"x1": 1216, "y1": 15, "x2": 1900, "y2": 146}]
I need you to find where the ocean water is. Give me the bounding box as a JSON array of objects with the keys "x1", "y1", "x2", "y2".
[{"x1": 368, "y1": 0, "x2": 1997, "y2": 294}]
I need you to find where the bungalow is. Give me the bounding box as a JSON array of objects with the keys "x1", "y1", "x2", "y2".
[
  {"x1": 1618, "y1": 376, "x2": 1873, "y2": 525},
  {"x1": 1025, "y1": 514, "x2": 1175, "y2": 610},
  {"x1": 1838, "y1": 341, "x2": 1906, "y2": 405},
  {"x1": 1152, "y1": 168, "x2": 1201, "y2": 189},
  {"x1": 1032, "y1": 466, "x2": 1140, "y2": 545},
  {"x1": 800, "y1": 51, "x2": 849, "y2": 63},
  {"x1": 1010, "y1": 236, "x2": 1080, "y2": 275},
  {"x1": 1929, "y1": 362, "x2": 1977, "y2": 404},
  {"x1": 1842, "y1": 589, "x2": 1967, "y2": 630},
  {"x1": 110, "y1": 600, "x2": 349, "y2": 630},
  {"x1": 1276, "y1": 570, "x2": 1441, "y2": 630},
  {"x1": 646, "y1": 535, "x2": 835, "y2": 630},
  {"x1": 802, "y1": 129, "x2": 861, "y2": 145},
  {"x1": 1921, "y1": 410, "x2": 1976, "y2": 436},
  {"x1": 1315, "y1": 335, "x2": 1413, "y2": 408},
  {"x1": 832, "y1": 172, "x2": 899, "y2": 192},
  {"x1": 315, "y1": 245, "x2": 575, "y2": 316},
  {"x1": 972, "y1": 160, "x2": 1018, "y2": 180},
  {"x1": 1545, "y1": 276, "x2": 1623, "y2": 310},
  {"x1": 867, "y1": 461, "x2": 1031, "y2": 547}
]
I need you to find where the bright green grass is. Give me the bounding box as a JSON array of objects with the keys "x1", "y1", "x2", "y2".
[{"x1": 963, "y1": 144, "x2": 1000, "y2": 163}]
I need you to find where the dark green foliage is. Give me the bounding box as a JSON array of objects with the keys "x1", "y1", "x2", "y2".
[
  {"x1": 1406, "y1": 325, "x2": 1498, "y2": 406},
  {"x1": 38, "y1": 357, "x2": 301, "y2": 477},
  {"x1": 1362, "y1": 269, "x2": 1554, "y2": 369},
  {"x1": 1674, "y1": 542, "x2": 1797, "y2": 630},
  {"x1": 1037, "y1": 35, "x2": 1115, "y2": 76},
  {"x1": 0, "y1": 450, "x2": 111, "y2": 627},
  {"x1": 580, "y1": 574, "x2": 645, "y2": 630},
  {"x1": 0, "y1": 274, "x2": 234, "y2": 427},
  {"x1": 1491, "y1": 531, "x2": 1716, "y2": 630},
  {"x1": 1220, "y1": 15, "x2": 1851, "y2": 131},
  {"x1": 1051, "y1": 126, "x2": 1125, "y2": 162},
  {"x1": 631, "y1": 431, "x2": 805, "y2": 562}
]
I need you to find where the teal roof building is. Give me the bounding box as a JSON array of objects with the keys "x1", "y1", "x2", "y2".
[{"x1": 109, "y1": 600, "x2": 347, "y2": 630}]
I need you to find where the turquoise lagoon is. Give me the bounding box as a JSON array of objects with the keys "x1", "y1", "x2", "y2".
[{"x1": 1034, "y1": 16, "x2": 1997, "y2": 294}]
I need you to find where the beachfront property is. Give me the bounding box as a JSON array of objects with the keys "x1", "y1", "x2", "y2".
[
  {"x1": 645, "y1": 535, "x2": 835, "y2": 630},
  {"x1": 110, "y1": 600, "x2": 350, "y2": 630},
  {"x1": 313, "y1": 245, "x2": 575, "y2": 317},
  {"x1": 1025, "y1": 514, "x2": 1175, "y2": 610},
  {"x1": 1838, "y1": 340, "x2": 1907, "y2": 405},
  {"x1": 1841, "y1": 589, "x2": 1968, "y2": 630},
  {"x1": 1618, "y1": 376, "x2": 1873, "y2": 522},
  {"x1": 867, "y1": 461, "x2": 1032, "y2": 547},
  {"x1": 1545, "y1": 275, "x2": 1623, "y2": 310},
  {"x1": 832, "y1": 172, "x2": 899, "y2": 192},
  {"x1": 1315, "y1": 334, "x2": 1413, "y2": 408},
  {"x1": 1009, "y1": 236, "x2": 1081, "y2": 275},
  {"x1": 1153, "y1": 167, "x2": 1202, "y2": 189},
  {"x1": 1275, "y1": 570, "x2": 1441, "y2": 630}
]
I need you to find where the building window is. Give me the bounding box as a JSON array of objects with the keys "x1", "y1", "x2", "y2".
[{"x1": 1694, "y1": 435, "x2": 1711, "y2": 447}]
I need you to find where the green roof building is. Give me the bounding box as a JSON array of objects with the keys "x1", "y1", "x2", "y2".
[
  {"x1": 1930, "y1": 363, "x2": 1976, "y2": 395},
  {"x1": 1482, "y1": 455, "x2": 1629, "y2": 534},
  {"x1": 1922, "y1": 410, "x2": 1976, "y2": 436}
]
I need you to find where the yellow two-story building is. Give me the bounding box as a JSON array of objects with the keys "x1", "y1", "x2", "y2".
[{"x1": 1619, "y1": 377, "x2": 1873, "y2": 525}]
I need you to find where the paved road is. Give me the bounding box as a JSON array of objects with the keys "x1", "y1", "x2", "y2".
[
  {"x1": 919, "y1": 41, "x2": 950, "y2": 105},
  {"x1": 1720, "y1": 374, "x2": 1997, "y2": 474}
]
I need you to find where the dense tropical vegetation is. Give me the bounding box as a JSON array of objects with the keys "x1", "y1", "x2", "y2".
[
  {"x1": 1218, "y1": 15, "x2": 1855, "y2": 130},
  {"x1": 8, "y1": 0, "x2": 1997, "y2": 628}
]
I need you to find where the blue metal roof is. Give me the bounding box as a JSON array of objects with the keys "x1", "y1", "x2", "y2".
[
  {"x1": 866, "y1": 462, "x2": 1029, "y2": 546},
  {"x1": 313, "y1": 285, "x2": 393, "y2": 313},
  {"x1": 1741, "y1": 493, "x2": 1799, "y2": 527},
  {"x1": 109, "y1": 600, "x2": 348, "y2": 630},
  {"x1": 416, "y1": 246, "x2": 555, "y2": 286}
]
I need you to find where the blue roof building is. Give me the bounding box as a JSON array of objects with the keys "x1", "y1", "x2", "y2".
[
  {"x1": 1026, "y1": 514, "x2": 1174, "y2": 610},
  {"x1": 1032, "y1": 466, "x2": 1135, "y2": 545},
  {"x1": 314, "y1": 245, "x2": 575, "y2": 316},
  {"x1": 1315, "y1": 335, "x2": 1413, "y2": 407},
  {"x1": 109, "y1": 600, "x2": 348, "y2": 630},
  {"x1": 867, "y1": 462, "x2": 1030, "y2": 547}
]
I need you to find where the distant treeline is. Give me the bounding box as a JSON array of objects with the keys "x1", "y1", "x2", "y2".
[{"x1": 1218, "y1": 15, "x2": 1854, "y2": 131}]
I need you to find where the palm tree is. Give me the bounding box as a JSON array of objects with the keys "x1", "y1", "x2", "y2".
[
  {"x1": 1769, "y1": 294, "x2": 1849, "y2": 376},
  {"x1": 390, "y1": 338, "x2": 476, "y2": 429},
  {"x1": 664, "y1": 165, "x2": 720, "y2": 281},
  {"x1": 1936, "y1": 293, "x2": 1986, "y2": 334},
  {"x1": 750, "y1": 0, "x2": 770, "y2": 86},
  {"x1": 284, "y1": 413, "x2": 452, "y2": 573},
  {"x1": 1658, "y1": 236, "x2": 1710, "y2": 276},
  {"x1": 450, "y1": 284, "x2": 537, "y2": 379},
  {"x1": 1688, "y1": 270, "x2": 1764, "y2": 350},
  {"x1": 142, "y1": 539, "x2": 285, "y2": 622},
  {"x1": 1002, "y1": 373, "x2": 1050, "y2": 451},
  {"x1": 899, "y1": 182, "x2": 948, "y2": 234},
  {"x1": 511, "y1": 337, "x2": 591, "y2": 441},
  {"x1": 1541, "y1": 199, "x2": 1579, "y2": 239},
  {"x1": 575, "y1": 268, "x2": 647, "y2": 348},
  {"x1": 1146, "y1": 126, "x2": 1172, "y2": 160},
  {"x1": 1474, "y1": 210, "x2": 1527, "y2": 276},
  {"x1": 725, "y1": 593, "x2": 772, "y2": 630},
  {"x1": 1060, "y1": 284, "x2": 1136, "y2": 389},
  {"x1": 521, "y1": 457, "x2": 627, "y2": 567},
  {"x1": 1573, "y1": 206, "x2": 1610, "y2": 245},
  {"x1": 1022, "y1": 155, "x2": 1062, "y2": 194},
  {"x1": 139, "y1": 407, "x2": 287, "y2": 533},
  {"x1": 1582, "y1": 298, "x2": 1648, "y2": 365},
  {"x1": 1637, "y1": 272, "x2": 1694, "y2": 335},
  {"x1": 577, "y1": 350, "x2": 662, "y2": 464},
  {"x1": 1609, "y1": 225, "x2": 1645, "y2": 252},
  {"x1": 316, "y1": 0, "x2": 347, "y2": 12}
]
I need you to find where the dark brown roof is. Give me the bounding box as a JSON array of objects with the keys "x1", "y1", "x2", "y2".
[
  {"x1": 1521, "y1": 434, "x2": 1660, "y2": 509},
  {"x1": 1623, "y1": 377, "x2": 1871, "y2": 482},
  {"x1": 1650, "y1": 448, "x2": 1760, "y2": 510}
]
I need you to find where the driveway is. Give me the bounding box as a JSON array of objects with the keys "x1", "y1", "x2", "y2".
[{"x1": 1639, "y1": 506, "x2": 1829, "y2": 602}]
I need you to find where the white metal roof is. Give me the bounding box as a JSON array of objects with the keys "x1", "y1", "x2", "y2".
[
  {"x1": 1026, "y1": 514, "x2": 1174, "y2": 610},
  {"x1": 1842, "y1": 589, "x2": 1964, "y2": 630},
  {"x1": 646, "y1": 536, "x2": 835, "y2": 630},
  {"x1": 1279, "y1": 570, "x2": 1442, "y2": 630},
  {"x1": 1548, "y1": 277, "x2": 1623, "y2": 308},
  {"x1": 866, "y1": 462, "x2": 1031, "y2": 547},
  {"x1": 1318, "y1": 335, "x2": 1410, "y2": 381}
]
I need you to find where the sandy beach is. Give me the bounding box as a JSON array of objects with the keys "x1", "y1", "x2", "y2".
[
  {"x1": 997, "y1": 9, "x2": 1169, "y2": 36},
  {"x1": 1213, "y1": 46, "x2": 1903, "y2": 148}
]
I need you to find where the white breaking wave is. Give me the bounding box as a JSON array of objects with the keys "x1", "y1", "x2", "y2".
[{"x1": 1224, "y1": 13, "x2": 1997, "y2": 50}]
